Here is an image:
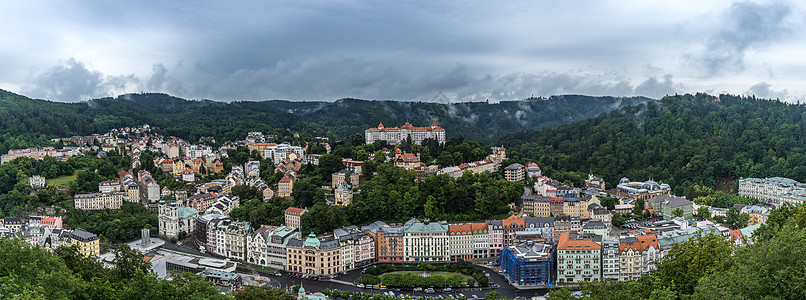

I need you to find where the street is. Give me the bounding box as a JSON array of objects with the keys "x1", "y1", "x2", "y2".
[{"x1": 241, "y1": 264, "x2": 549, "y2": 299}]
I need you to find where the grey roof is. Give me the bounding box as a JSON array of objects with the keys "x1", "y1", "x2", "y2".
[
  {"x1": 619, "y1": 236, "x2": 640, "y2": 244},
  {"x1": 287, "y1": 238, "x2": 304, "y2": 248},
  {"x1": 510, "y1": 241, "x2": 552, "y2": 259},
  {"x1": 649, "y1": 194, "x2": 684, "y2": 204},
  {"x1": 525, "y1": 216, "x2": 554, "y2": 227},
  {"x1": 71, "y1": 229, "x2": 98, "y2": 241},
  {"x1": 320, "y1": 240, "x2": 340, "y2": 250},
  {"x1": 379, "y1": 226, "x2": 404, "y2": 235},
  {"x1": 522, "y1": 195, "x2": 551, "y2": 203},
  {"x1": 504, "y1": 163, "x2": 524, "y2": 170},
  {"x1": 361, "y1": 221, "x2": 389, "y2": 233},
  {"x1": 583, "y1": 220, "x2": 606, "y2": 229}
]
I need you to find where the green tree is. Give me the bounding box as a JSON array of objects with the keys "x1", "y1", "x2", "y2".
[
  {"x1": 633, "y1": 198, "x2": 645, "y2": 216},
  {"x1": 725, "y1": 207, "x2": 749, "y2": 229},
  {"x1": 234, "y1": 285, "x2": 295, "y2": 300},
  {"x1": 600, "y1": 196, "x2": 619, "y2": 210},
  {"x1": 697, "y1": 206, "x2": 711, "y2": 219}
]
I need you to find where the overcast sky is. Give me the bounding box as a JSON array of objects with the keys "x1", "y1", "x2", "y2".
[{"x1": 2, "y1": 0, "x2": 804, "y2": 102}]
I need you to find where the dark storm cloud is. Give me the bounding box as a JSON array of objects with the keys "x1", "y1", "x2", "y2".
[
  {"x1": 697, "y1": 1, "x2": 793, "y2": 75},
  {"x1": 747, "y1": 81, "x2": 788, "y2": 100},
  {"x1": 4, "y1": 1, "x2": 806, "y2": 102}
]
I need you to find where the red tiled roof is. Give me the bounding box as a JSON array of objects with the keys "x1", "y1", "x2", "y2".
[
  {"x1": 558, "y1": 231, "x2": 601, "y2": 250},
  {"x1": 285, "y1": 207, "x2": 306, "y2": 214}
]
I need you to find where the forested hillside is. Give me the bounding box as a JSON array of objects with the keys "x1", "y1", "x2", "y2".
[
  {"x1": 501, "y1": 93, "x2": 806, "y2": 194},
  {"x1": 267, "y1": 95, "x2": 651, "y2": 144},
  {"x1": 0, "y1": 90, "x2": 308, "y2": 153}
]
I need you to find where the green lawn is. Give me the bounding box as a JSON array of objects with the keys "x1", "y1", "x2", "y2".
[{"x1": 47, "y1": 172, "x2": 77, "y2": 188}]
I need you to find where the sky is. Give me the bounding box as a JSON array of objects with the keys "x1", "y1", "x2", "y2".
[{"x1": 1, "y1": 0, "x2": 805, "y2": 102}]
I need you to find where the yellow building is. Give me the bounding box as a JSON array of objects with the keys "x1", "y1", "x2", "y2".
[
  {"x1": 172, "y1": 160, "x2": 185, "y2": 176},
  {"x1": 286, "y1": 233, "x2": 342, "y2": 276},
  {"x1": 71, "y1": 229, "x2": 100, "y2": 257},
  {"x1": 209, "y1": 158, "x2": 224, "y2": 174},
  {"x1": 279, "y1": 177, "x2": 294, "y2": 198}
]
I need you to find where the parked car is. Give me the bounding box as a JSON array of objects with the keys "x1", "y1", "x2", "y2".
[
  {"x1": 444, "y1": 288, "x2": 452, "y2": 292},
  {"x1": 414, "y1": 288, "x2": 423, "y2": 292},
  {"x1": 357, "y1": 284, "x2": 365, "y2": 288},
  {"x1": 425, "y1": 288, "x2": 435, "y2": 294}
]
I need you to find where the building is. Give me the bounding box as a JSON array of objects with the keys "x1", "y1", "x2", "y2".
[
  {"x1": 264, "y1": 143, "x2": 305, "y2": 163},
  {"x1": 332, "y1": 169, "x2": 360, "y2": 188},
  {"x1": 556, "y1": 231, "x2": 602, "y2": 284},
  {"x1": 99, "y1": 180, "x2": 121, "y2": 193},
  {"x1": 486, "y1": 220, "x2": 504, "y2": 257},
  {"x1": 286, "y1": 233, "x2": 342, "y2": 276},
  {"x1": 648, "y1": 195, "x2": 694, "y2": 220},
  {"x1": 28, "y1": 175, "x2": 46, "y2": 190},
  {"x1": 501, "y1": 215, "x2": 526, "y2": 246},
  {"x1": 523, "y1": 217, "x2": 555, "y2": 244},
  {"x1": 526, "y1": 163, "x2": 542, "y2": 178},
  {"x1": 224, "y1": 221, "x2": 252, "y2": 261},
  {"x1": 585, "y1": 173, "x2": 606, "y2": 191},
  {"x1": 393, "y1": 149, "x2": 423, "y2": 171},
  {"x1": 403, "y1": 218, "x2": 449, "y2": 262},
  {"x1": 504, "y1": 164, "x2": 525, "y2": 182},
  {"x1": 209, "y1": 158, "x2": 224, "y2": 174},
  {"x1": 602, "y1": 239, "x2": 620, "y2": 280},
  {"x1": 71, "y1": 229, "x2": 100, "y2": 257},
  {"x1": 334, "y1": 183, "x2": 353, "y2": 206},
  {"x1": 500, "y1": 241, "x2": 554, "y2": 286},
  {"x1": 365, "y1": 122, "x2": 446, "y2": 145},
  {"x1": 562, "y1": 197, "x2": 588, "y2": 219},
  {"x1": 278, "y1": 177, "x2": 294, "y2": 198},
  {"x1": 553, "y1": 216, "x2": 581, "y2": 242},
  {"x1": 158, "y1": 200, "x2": 199, "y2": 239},
  {"x1": 266, "y1": 226, "x2": 300, "y2": 269},
  {"x1": 522, "y1": 195, "x2": 551, "y2": 217},
  {"x1": 618, "y1": 229, "x2": 659, "y2": 281},
  {"x1": 448, "y1": 223, "x2": 487, "y2": 261},
  {"x1": 375, "y1": 225, "x2": 405, "y2": 262},
  {"x1": 582, "y1": 220, "x2": 608, "y2": 238},
  {"x1": 334, "y1": 226, "x2": 375, "y2": 270},
  {"x1": 74, "y1": 192, "x2": 125, "y2": 210},
  {"x1": 285, "y1": 207, "x2": 307, "y2": 231},
  {"x1": 187, "y1": 193, "x2": 217, "y2": 213},
  {"x1": 740, "y1": 205, "x2": 771, "y2": 225},
  {"x1": 615, "y1": 178, "x2": 671, "y2": 200},
  {"x1": 182, "y1": 169, "x2": 195, "y2": 182},
  {"x1": 738, "y1": 177, "x2": 804, "y2": 205}
]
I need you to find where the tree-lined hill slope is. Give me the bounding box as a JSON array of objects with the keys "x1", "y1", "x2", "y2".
[
  {"x1": 267, "y1": 95, "x2": 652, "y2": 144},
  {"x1": 501, "y1": 93, "x2": 806, "y2": 194}
]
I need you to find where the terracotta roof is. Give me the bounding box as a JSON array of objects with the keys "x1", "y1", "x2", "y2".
[
  {"x1": 448, "y1": 223, "x2": 487, "y2": 235},
  {"x1": 279, "y1": 177, "x2": 293, "y2": 183},
  {"x1": 557, "y1": 231, "x2": 601, "y2": 250},
  {"x1": 183, "y1": 169, "x2": 194, "y2": 174},
  {"x1": 285, "y1": 207, "x2": 306, "y2": 214}
]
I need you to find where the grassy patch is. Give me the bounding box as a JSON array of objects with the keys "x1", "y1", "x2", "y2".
[{"x1": 47, "y1": 172, "x2": 77, "y2": 188}]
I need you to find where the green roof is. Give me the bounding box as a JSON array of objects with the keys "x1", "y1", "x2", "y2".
[{"x1": 304, "y1": 232, "x2": 320, "y2": 248}]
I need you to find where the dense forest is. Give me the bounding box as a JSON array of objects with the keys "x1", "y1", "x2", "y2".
[
  {"x1": 549, "y1": 203, "x2": 806, "y2": 299},
  {"x1": 266, "y1": 95, "x2": 651, "y2": 144},
  {"x1": 502, "y1": 93, "x2": 806, "y2": 195},
  {"x1": 0, "y1": 89, "x2": 309, "y2": 153}
]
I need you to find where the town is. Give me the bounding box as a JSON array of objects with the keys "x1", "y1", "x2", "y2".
[{"x1": 0, "y1": 122, "x2": 785, "y2": 299}]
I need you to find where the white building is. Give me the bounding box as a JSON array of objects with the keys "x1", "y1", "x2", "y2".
[
  {"x1": 263, "y1": 143, "x2": 305, "y2": 163},
  {"x1": 365, "y1": 122, "x2": 446, "y2": 145},
  {"x1": 403, "y1": 219, "x2": 449, "y2": 262},
  {"x1": 739, "y1": 177, "x2": 805, "y2": 206},
  {"x1": 158, "y1": 200, "x2": 199, "y2": 239}
]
